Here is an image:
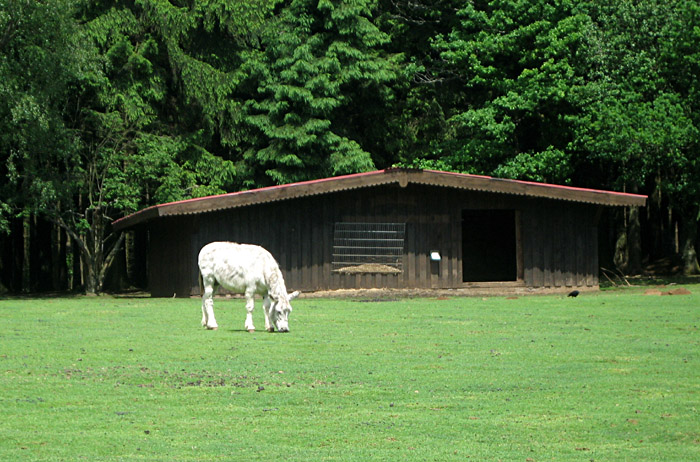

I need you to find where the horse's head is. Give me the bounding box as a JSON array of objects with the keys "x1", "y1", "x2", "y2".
[{"x1": 269, "y1": 290, "x2": 300, "y2": 332}]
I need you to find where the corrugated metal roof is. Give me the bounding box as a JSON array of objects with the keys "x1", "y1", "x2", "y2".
[{"x1": 113, "y1": 168, "x2": 647, "y2": 231}]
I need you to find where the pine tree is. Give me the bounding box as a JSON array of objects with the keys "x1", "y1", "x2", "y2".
[{"x1": 143, "y1": 0, "x2": 396, "y2": 187}]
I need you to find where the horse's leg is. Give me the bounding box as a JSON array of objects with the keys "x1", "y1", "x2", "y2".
[
  {"x1": 244, "y1": 288, "x2": 256, "y2": 332},
  {"x1": 263, "y1": 295, "x2": 274, "y2": 332},
  {"x1": 201, "y1": 281, "x2": 208, "y2": 327},
  {"x1": 201, "y1": 278, "x2": 219, "y2": 330}
]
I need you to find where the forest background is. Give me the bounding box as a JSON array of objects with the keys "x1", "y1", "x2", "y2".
[{"x1": 1, "y1": 0, "x2": 698, "y2": 294}]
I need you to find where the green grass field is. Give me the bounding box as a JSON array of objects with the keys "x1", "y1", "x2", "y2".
[{"x1": 1, "y1": 287, "x2": 699, "y2": 461}]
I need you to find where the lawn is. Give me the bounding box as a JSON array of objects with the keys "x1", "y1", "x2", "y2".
[{"x1": 1, "y1": 287, "x2": 698, "y2": 461}]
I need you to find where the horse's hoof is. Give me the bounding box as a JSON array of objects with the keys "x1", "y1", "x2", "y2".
[
  {"x1": 247, "y1": 329, "x2": 255, "y2": 333},
  {"x1": 207, "y1": 326, "x2": 218, "y2": 330}
]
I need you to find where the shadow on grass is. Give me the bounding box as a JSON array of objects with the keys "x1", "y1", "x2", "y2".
[{"x1": 600, "y1": 270, "x2": 700, "y2": 290}]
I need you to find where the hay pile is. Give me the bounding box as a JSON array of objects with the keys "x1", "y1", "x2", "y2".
[{"x1": 335, "y1": 264, "x2": 402, "y2": 274}]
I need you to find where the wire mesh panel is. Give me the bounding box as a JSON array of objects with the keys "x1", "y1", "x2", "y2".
[{"x1": 333, "y1": 222, "x2": 406, "y2": 273}]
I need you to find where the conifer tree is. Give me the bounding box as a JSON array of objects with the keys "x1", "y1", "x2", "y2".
[{"x1": 142, "y1": 0, "x2": 396, "y2": 187}]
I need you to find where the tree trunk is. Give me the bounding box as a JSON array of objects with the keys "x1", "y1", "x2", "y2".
[
  {"x1": 0, "y1": 233, "x2": 7, "y2": 294},
  {"x1": 614, "y1": 225, "x2": 628, "y2": 272},
  {"x1": 51, "y1": 221, "x2": 65, "y2": 291},
  {"x1": 627, "y1": 206, "x2": 642, "y2": 274},
  {"x1": 613, "y1": 207, "x2": 629, "y2": 272},
  {"x1": 66, "y1": 231, "x2": 75, "y2": 291},
  {"x1": 125, "y1": 231, "x2": 135, "y2": 284},
  {"x1": 679, "y1": 205, "x2": 700, "y2": 275},
  {"x1": 52, "y1": 213, "x2": 124, "y2": 295},
  {"x1": 82, "y1": 252, "x2": 98, "y2": 295},
  {"x1": 22, "y1": 216, "x2": 30, "y2": 292},
  {"x1": 613, "y1": 206, "x2": 643, "y2": 275}
]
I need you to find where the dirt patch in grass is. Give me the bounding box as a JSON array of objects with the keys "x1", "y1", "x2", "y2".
[{"x1": 644, "y1": 287, "x2": 692, "y2": 296}]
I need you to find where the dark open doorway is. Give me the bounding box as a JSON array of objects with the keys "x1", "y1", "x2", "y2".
[{"x1": 462, "y1": 209, "x2": 518, "y2": 282}]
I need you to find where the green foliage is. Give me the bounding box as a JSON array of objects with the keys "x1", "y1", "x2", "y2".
[
  {"x1": 2, "y1": 291, "x2": 699, "y2": 459},
  {"x1": 143, "y1": 0, "x2": 396, "y2": 187},
  {"x1": 493, "y1": 146, "x2": 571, "y2": 183},
  {"x1": 571, "y1": 0, "x2": 698, "y2": 193},
  {"x1": 0, "y1": 0, "x2": 77, "y2": 231},
  {"x1": 76, "y1": 2, "x2": 237, "y2": 212},
  {"x1": 251, "y1": 0, "x2": 395, "y2": 182},
  {"x1": 377, "y1": 0, "x2": 461, "y2": 163},
  {"x1": 429, "y1": 0, "x2": 589, "y2": 183}
]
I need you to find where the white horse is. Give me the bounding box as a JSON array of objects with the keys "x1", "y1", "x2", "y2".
[{"x1": 198, "y1": 242, "x2": 300, "y2": 332}]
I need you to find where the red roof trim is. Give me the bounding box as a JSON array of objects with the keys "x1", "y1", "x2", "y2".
[
  {"x1": 149, "y1": 169, "x2": 385, "y2": 210},
  {"x1": 423, "y1": 169, "x2": 647, "y2": 200}
]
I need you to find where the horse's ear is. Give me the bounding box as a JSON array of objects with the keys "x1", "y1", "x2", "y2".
[{"x1": 289, "y1": 291, "x2": 300, "y2": 300}]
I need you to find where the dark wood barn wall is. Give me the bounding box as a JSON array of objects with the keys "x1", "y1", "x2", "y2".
[
  {"x1": 521, "y1": 202, "x2": 599, "y2": 289},
  {"x1": 143, "y1": 184, "x2": 601, "y2": 296}
]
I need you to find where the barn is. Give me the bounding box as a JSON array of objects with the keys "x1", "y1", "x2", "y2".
[{"x1": 113, "y1": 168, "x2": 646, "y2": 297}]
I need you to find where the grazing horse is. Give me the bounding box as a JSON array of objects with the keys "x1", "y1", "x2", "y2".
[{"x1": 198, "y1": 242, "x2": 300, "y2": 332}]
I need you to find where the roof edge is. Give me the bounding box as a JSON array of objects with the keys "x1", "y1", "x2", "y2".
[
  {"x1": 420, "y1": 169, "x2": 647, "y2": 207},
  {"x1": 113, "y1": 168, "x2": 647, "y2": 231}
]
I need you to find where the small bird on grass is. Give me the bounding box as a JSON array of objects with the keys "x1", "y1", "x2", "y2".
[{"x1": 567, "y1": 290, "x2": 580, "y2": 298}]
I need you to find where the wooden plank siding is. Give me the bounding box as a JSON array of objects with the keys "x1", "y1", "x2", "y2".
[
  {"x1": 518, "y1": 202, "x2": 601, "y2": 289},
  {"x1": 144, "y1": 183, "x2": 604, "y2": 297}
]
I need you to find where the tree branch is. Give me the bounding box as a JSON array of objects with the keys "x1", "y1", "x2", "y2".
[{"x1": 51, "y1": 214, "x2": 92, "y2": 262}]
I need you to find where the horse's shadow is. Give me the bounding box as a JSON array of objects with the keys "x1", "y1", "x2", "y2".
[{"x1": 224, "y1": 328, "x2": 284, "y2": 334}]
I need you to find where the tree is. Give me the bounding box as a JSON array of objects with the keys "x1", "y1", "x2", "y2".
[
  {"x1": 3, "y1": 0, "x2": 699, "y2": 292},
  {"x1": 0, "y1": 0, "x2": 76, "y2": 233},
  {"x1": 429, "y1": 0, "x2": 590, "y2": 184},
  {"x1": 377, "y1": 0, "x2": 461, "y2": 168},
  {"x1": 246, "y1": 0, "x2": 397, "y2": 184},
  {"x1": 142, "y1": 0, "x2": 397, "y2": 187}
]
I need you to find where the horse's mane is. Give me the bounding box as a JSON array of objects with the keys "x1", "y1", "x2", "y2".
[{"x1": 263, "y1": 258, "x2": 289, "y2": 301}]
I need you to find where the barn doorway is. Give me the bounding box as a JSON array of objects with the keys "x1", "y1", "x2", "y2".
[{"x1": 462, "y1": 210, "x2": 518, "y2": 282}]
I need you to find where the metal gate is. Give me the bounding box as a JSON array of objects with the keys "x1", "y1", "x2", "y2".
[{"x1": 332, "y1": 222, "x2": 406, "y2": 273}]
